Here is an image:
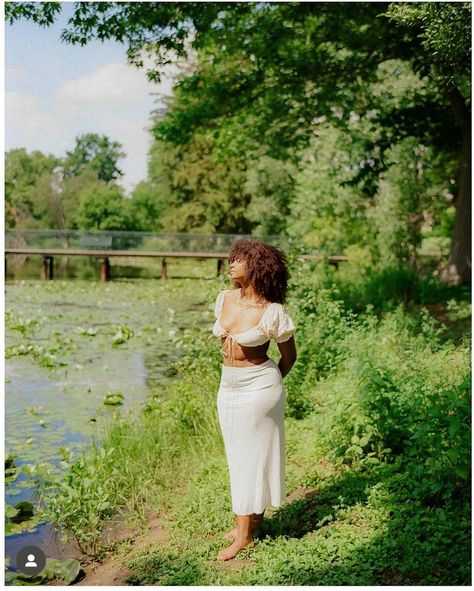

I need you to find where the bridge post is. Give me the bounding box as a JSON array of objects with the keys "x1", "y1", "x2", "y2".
[
  {"x1": 217, "y1": 258, "x2": 225, "y2": 276},
  {"x1": 100, "y1": 257, "x2": 110, "y2": 281},
  {"x1": 161, "y1": 257, "x2": 168, "y2": 280},
  {"x1": 41, "y1": 256, "x2": 54, "y2": 280}
]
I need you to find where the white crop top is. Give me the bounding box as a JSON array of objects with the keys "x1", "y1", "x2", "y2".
[{"x1": 212, "y1": 289, "x2": 295, "y2": 347}]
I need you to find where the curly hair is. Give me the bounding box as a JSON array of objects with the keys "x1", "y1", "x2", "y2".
[{"x1": 228, "y1": 238, "x2": 290, "y2": 304}]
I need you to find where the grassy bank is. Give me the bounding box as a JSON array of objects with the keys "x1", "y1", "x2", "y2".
[{"x1": 35, "y1": 261, "x2": 471, "y2": 585}]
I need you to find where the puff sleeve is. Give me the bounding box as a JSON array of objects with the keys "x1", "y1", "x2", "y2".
[
  {"x1": 214, "y1": 290, "x2": 226, "y2": 319},
  {"x1": 268, "y1": 304, "x2": 295, "y2": 343}
]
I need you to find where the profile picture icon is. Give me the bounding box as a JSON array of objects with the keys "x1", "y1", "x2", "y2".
[
  {"x1": 25, "y1": 554, "x2": 38, "y2": 567},
  {"x1": 16, "y1": 545, "x2": 46, "y2": 576}
]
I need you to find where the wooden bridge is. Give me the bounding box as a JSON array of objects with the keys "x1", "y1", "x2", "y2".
[{"x1": 5, "y1": 229, "x2": 348, "y2": 281}]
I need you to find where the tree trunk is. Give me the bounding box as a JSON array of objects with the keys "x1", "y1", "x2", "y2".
[{"x1": 441, "y1": 85, "x2": 471, "y2": 285}]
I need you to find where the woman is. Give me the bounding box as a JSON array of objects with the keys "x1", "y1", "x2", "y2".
[{"x1": 212, "y1": 238, "x2": 297, "y2": 561}]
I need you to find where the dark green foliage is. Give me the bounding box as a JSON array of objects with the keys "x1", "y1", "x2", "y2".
[
  {"x1": 146, "y1": 134, "x2": 254, "y2": 233},
  {"x1": 5, "y1": 1, "x2": 62, "y2": 27},
  {"x1": 325, "y1": 264, "x2": 470, "y2": 314},
  {"x1": 383, "y1": 2, "x2": 471, "y2": 91},
  {"x1": 63, "y1": 133, "x2": 125, "y2": 184},
  {"x1": 126, "y1": 549, "x2": 212, "y2": 586}
]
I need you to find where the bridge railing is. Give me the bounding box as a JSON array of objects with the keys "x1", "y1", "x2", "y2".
[{"x1": 5, "y1": 229, "x2": 295, "y2": 254}]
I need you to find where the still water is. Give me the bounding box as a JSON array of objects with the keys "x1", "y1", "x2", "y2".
[{"x1": 5, "y1": 269, "x2": 216, "y2": 570}]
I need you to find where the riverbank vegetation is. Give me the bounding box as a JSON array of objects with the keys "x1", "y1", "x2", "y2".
[{"x1": 30, "y1": 259, "x2": 471, "y2": 585}]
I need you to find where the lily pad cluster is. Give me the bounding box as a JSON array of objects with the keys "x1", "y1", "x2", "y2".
[
  {"x1": 112, "y1": 325, "x2": 134, "y2": 345},
  {"x1": 5, "y1": 557, "x2": 81, "y2": 586},
  {"x1": 103, "y1": 391, "x2": 125, "y2": 406}
]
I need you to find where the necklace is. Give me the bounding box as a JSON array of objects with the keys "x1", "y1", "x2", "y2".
[{"x1": 232, "y1": 291, "x2": 266, "y2": 311}]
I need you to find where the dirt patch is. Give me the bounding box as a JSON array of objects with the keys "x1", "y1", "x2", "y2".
[
  {"x1": 131, "y1": 517, "x2": 169, "y2": 552},
  {"x1": 74, "y1": 560, "x2": 133, "y2": 586},
  {"x1": 72, "y1": 515, "x2": 169, "y2": 586},
  {"x1": 286, "y1": 486, "x2": 320, "y2": 503},
  {"x1": 99, "y1": 517, "x2": 142, "y2": 547}
]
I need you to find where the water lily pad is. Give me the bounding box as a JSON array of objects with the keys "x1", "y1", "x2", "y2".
[
  {"x1": 103, "y1": 392, "x2": 125, "y2": 406},
  {"x1": 42, "y1": 557, "x2": 81, "y2": 585},
  {"x1": 4, "y1": 570, "x2": 43, "y2": 584},
  {"x1": 111, "y1": 326, "x2": 134, "y2": 345},
  {"x1": 5, "y1": 504, "x2": 18, "y2": 518}
]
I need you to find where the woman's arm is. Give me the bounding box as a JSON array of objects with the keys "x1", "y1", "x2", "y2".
[{"x1": 277, "y1": 336, "x2": 297, "y2": 378}]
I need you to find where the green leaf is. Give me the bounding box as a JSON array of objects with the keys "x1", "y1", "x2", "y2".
[{"x1": 5, "y1": 504, "x2": 18, "y2": 518}]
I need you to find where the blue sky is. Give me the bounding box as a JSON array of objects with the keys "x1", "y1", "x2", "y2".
[{"x1": 5, "y1": 2, "x2": 176, "y2": 195}]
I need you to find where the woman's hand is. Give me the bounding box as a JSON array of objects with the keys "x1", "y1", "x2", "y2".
[{"x1": 277, "y1": 336, "x2": 297, "y2": 378}]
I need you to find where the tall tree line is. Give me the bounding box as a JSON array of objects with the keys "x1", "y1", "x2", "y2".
[{"x1": 6, "y1": 2, "x2": 470, "y2": 283}]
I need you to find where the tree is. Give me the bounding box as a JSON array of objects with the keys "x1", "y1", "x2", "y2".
[
  {"x1": 369, "y1": 137, "x2": 456, "y2": 268},
  {"x1": 128, "y1": 180, "x2": 165, "y2": 231},
  {"x1": 383, "y1": 2, "x2": 471, "y2": 284},
  {"x1": 63, "y1": 133, "x2": 126, "y2": 183},
  {"x1": 153, "y1": 2, "x2": 469, "y2": 281},
  {"x1": 147, "y1": 134, "x2": 253, "y2": 233},
  {"x1": 287, "y1": 124, "x2": 371, "y2": 255},
  {"x1": 243, "y1": 155, "x2": 296, "y2": 236},
  {"x1": 6, "y1": 2, "x2": 471, "y2": 281},
  {"x1": 60, "y1": 168, "x2": 103, "y2": 229},
  {"x1": 75, "y1": 183, "x2": 132, "y2": 230},
  {"x1": 5, "y1": 146, "x2": 113, "y2": 229},
  {"x1": 28, "y1": 167, "x2": 101, "y2": 230},
  {"x1": 5, "y1": 148, "x2": 60, "y2": 227},
  {"x1": 29, "y1": 169, "x2": 66, "y2": 229}
]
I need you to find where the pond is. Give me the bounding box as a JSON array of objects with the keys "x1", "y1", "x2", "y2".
[{"x1": 5, "y1": 273, "x2": 217, "y2": 569}]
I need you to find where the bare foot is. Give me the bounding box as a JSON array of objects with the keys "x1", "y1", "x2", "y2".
[
  {"x1": 224, "y1": 527, "x2": 238, "y2": 541},
  {"x1": 224, "y1": 518, "x2": 263, "y2": 541},
  {"x1": 217, "y1": 537, "x2": 254, "y2": 561}
]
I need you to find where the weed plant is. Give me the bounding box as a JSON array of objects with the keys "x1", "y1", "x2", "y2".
[{"x1": 36, "y1": 263, "x2": 470, "y2": 584}]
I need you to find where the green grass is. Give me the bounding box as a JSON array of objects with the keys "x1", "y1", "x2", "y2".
[
  {"x1": 27, "y1": 261, "x2": 471, "y2": 584},
  {"x1": 121, "y1": 414, "x2": 470, "y2": 585}
]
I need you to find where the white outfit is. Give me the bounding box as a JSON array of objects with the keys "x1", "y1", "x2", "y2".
[{"x1": 212, "y1": 290, "x2": 295, "y2": 515}]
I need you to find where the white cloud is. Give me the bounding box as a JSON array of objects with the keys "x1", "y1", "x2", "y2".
[
  {"x1": 5, "y1": 92, "x2": 61, "y2": 153},
  {"x1": 56, "y1": 60, "x2": 166, "y2": 109},
  {"x1": 5, "y1": 65, "x2": 28, "y2": 79},
  {"x1": 5, "y1": 58, "x2": 176, "y2": 194}
]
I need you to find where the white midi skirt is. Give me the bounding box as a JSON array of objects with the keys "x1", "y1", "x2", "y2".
[{"x1": 217, "y1": 358, "x2": 286, "y2": 515}]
